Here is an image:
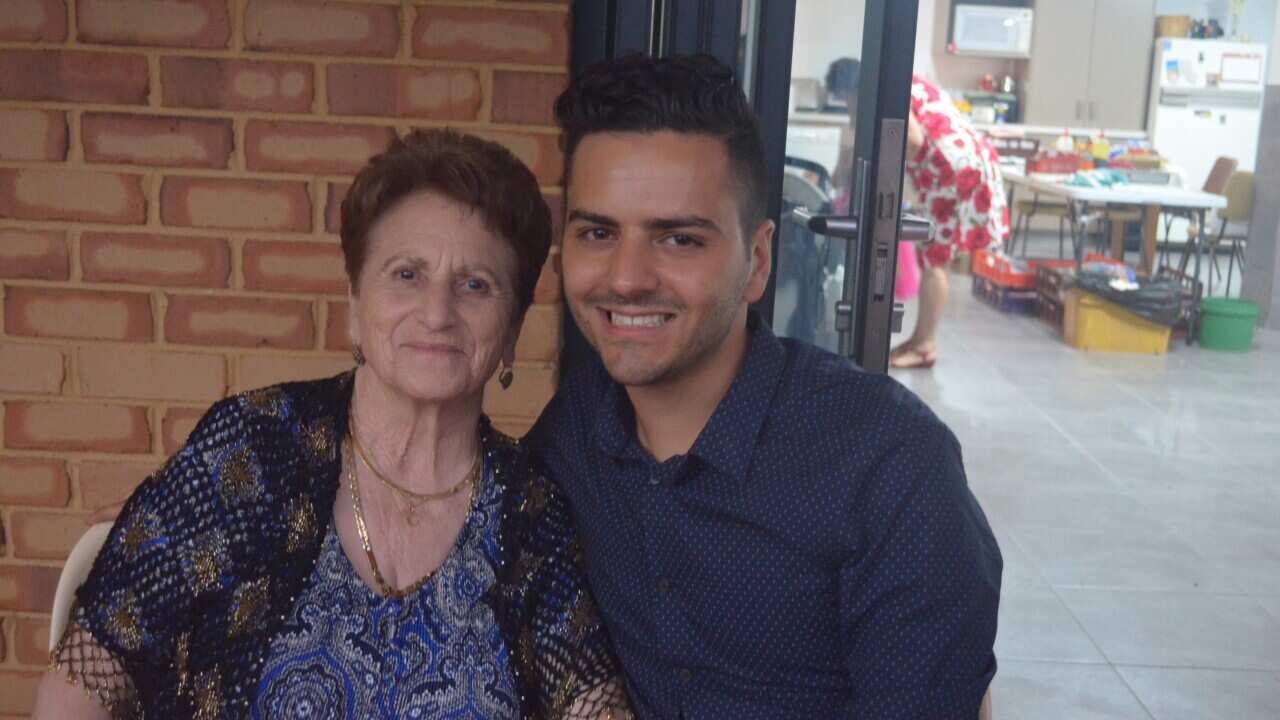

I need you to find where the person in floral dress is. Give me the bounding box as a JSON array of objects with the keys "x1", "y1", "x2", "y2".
[{"x1": 828, "y1": 60, "x2": 1010, "y2": 368}]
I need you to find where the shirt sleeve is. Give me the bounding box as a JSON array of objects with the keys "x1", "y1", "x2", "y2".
[
  {"x1": 837, "y1": 423, "x2": 1002, "y2": 718},
  {"x1": 52, "y1": 400, "x2": 234, "y2": 714},
  {"x1": 516, "y1": 470, "x2": 629, "y2": 718}
]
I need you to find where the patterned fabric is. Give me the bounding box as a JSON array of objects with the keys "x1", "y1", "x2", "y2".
[
  {"x1": 56, "y1": 371, "x2": 624, "y2": 719},
  {"x1": 252, "y1": 461, "x2": 518, "y2": 719},
  {"x1": 907, "y1": 75, "x2": 1011, "y2": 269},
  {"x1": 528, "y1": 311, "x2": 1003, "y2": 719}
]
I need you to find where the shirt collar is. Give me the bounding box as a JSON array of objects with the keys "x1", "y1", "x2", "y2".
[{"x1": 593, "y1": 309, "x2": 787, "y2": 481}]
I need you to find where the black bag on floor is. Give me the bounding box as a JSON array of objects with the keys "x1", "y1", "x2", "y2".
[{"x1": 1075, "y1": 272, "x2": 1183, "y2": 326}]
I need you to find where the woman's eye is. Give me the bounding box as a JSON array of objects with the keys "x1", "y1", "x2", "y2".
[
  {"x1": 396, "y1": 267, "x2": 417, "y2": 281},
  {"x1": 463, "y1": 277, "x2": 490, "y2": 292}
]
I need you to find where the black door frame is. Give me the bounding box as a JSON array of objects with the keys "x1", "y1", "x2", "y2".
[{"x1": 563, "y1": 0, "x2": 918, "y2": 373}]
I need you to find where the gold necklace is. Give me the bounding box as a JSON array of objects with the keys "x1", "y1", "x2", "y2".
[
  {"x1": 348, "y1": 416, "x2": 480, "y2": 525},
  {"x1": 344, "y1": 435, "x2": 482, "y2": 599}
]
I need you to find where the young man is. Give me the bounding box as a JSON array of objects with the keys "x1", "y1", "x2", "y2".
[{"x1": 527, "y1": 54, "x2": 1002, "y2": 718}]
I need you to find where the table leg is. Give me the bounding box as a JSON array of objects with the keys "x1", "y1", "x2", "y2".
[
  {"x1": 1141, "y1": 205, "x2": 1160, "y2": 275},
  {"x1": 1189, "y1": 207, "x2": 1207, "y2": 345},
  {"x1": 1069, "y1": 200, "x2": 1084, "y2": 269},
  {"x1": 1109, "y1": 210, "x2": 1125, "y2": 263}
]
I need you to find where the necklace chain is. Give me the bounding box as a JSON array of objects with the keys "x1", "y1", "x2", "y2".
[{"x1": 343, "y1": 433, "x2": 483, "y2": 599}]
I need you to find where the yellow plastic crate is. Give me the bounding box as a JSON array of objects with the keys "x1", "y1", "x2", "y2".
[{"x1": 1064, "y1": 289, "x2": 1171, "y2": 355}]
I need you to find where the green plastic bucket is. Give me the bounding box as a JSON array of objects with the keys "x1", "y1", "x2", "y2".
[{"x1": 1198, "y1": 298, "x2": 1259, "y2": 352}]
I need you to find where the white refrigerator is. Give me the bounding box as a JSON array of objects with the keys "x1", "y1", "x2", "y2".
[{"x1": 1147, "y1": 38, "x2": 1268, "y2": 193}]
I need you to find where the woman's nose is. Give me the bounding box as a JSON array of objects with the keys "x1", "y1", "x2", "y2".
[{"x1": 416, "y1": 280, "x2": 457, "y2": 329}]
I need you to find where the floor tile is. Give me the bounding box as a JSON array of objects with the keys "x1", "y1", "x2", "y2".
[
  {"x1": 1057, "y1": 589, "x2": 1280, "y2": 670},
  {"x1": 1115, "y1": 666, "x2": 1280, "y2": 720},
  {"x1": 990, "y1": 661, "x2": 1152, "y2": 719},
  {"x1": 994, "y1": 586, "x2": 1105, "y2": 662}
]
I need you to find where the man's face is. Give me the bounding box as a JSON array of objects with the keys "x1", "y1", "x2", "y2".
[{"x1": 561, "y1": 131, "x2": 772, "y2": 388}]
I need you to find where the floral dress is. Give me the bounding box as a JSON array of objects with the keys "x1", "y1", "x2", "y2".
[{"x1": 907, "y1": 75, "x2": 1011, "y2": 269}]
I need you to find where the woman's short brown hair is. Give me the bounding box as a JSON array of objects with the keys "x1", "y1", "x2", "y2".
[{"x1": 340, "y1": 128, "x2": 552, "y2": 316}]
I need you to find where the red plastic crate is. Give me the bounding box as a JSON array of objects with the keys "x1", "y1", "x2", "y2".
[{"x1": 972, "y1": 249, "x2": 1124, "y2": 290}]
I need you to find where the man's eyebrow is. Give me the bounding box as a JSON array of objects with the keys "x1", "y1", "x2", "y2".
[
  {"x1": 566, "y1": 209, "x2": 619, "y2": 227},
  {"x1": 644, "y1": 215, "x2": 722, "y2": 234}
]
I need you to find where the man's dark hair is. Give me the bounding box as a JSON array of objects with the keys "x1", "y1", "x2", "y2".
[
  {"x1": 826, "y1": 57, "x2": 861, "y2": 101},
  {"x1": 554, "y1": 53, "x2": 768, "y2": 235}
]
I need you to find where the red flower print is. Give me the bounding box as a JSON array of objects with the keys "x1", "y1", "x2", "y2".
[
  {"x1": 920, "y1": 80, "x2": 941, "y2": 104},
  {"x1": 956, "y1": 167, "x2": 983, "y2": 201},
  {"x1": 930, "y1": 148, "x2": 949, "y2": 169},
  {"x1": 925, "y1": 242, "x2": 953, "y2": 268},
  {"x1": 916, "y1": 169, "x2": 935, "y2": 190},
  {"x1": 963, "y1": 225, "x2": 991, "y2": 250},
  {"x1": 931, "y1": 196, "x2": 958, "y2": 224},
  {"x1": 973, "y1": 183, "x2": 993, "y2": 213},
  {"x1": 935, "y1": 161, "x2": 956, "y2": 188},
  {"x1": 922, "y1": 112, "x2": 953, "y2": 140}
]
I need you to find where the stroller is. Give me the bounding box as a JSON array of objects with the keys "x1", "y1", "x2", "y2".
[{"x1": 777, "y1": 156, "x2": 844, "y2": 349}]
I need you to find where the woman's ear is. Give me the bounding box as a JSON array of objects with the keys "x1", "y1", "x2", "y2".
[{"x1": 347, "y1": 288, "x2": 361, "y2": 350}]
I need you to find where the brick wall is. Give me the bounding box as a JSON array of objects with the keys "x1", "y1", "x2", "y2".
[{"x1": 0, "y1": 1, "x2": 568, "y2": 713}]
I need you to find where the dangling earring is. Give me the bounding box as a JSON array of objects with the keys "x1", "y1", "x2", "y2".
[
  {"x1": 352, "y1": 344, "x2": 366, "y2": 366},
  {"x1": 499, "y1": 363, "x2": 514, "y2": 390}
]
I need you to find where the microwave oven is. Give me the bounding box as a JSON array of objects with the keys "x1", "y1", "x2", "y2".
[{"x1": 951, "y1": 5, "x2": 1033, "y2": 58}]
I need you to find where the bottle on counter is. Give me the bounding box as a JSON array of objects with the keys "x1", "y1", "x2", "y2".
[
  {"x1": 1054, "y1": 128, "x2": 1075, "y2": 153},
  {"x1": 1089, "y1": 131, "x2": 1111, "y2": 164}
]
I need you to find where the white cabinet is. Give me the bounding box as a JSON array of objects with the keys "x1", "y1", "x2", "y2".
[{"x1": 1025, "y1": 0, "x2": 1156, "y2": 130}]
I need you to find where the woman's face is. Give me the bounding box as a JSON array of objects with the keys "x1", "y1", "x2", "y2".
[{"x1": 350, "y1": 191, "x2": 521, "y2": 405}]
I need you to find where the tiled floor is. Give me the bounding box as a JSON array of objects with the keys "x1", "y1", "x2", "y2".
[{"x1": 889, "y1": 270, "x2": 1280, "y2": 719}]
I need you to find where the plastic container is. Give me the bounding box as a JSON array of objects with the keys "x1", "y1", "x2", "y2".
[
  {"x1": 1198, "y1": 298, "x2": 1259, "y2": 352},
  {"x1": 972, "y1": 248, "x2": 1122, "y2": 291},
  {"x1": 1065, "y1": 289, "x2": 1172, "y2": 354},
  {"x1": 973, "y1": 276, "x2": 1038, "y2": 314}
]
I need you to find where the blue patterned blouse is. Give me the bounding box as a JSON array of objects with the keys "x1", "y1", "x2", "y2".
[{"x1": 252, "y1": 460, "x2": 519, "y2": 719}]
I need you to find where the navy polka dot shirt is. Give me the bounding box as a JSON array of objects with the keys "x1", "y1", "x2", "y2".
[{"x1": 528, "y1": 312, "x2": 1002, "y2": 719}]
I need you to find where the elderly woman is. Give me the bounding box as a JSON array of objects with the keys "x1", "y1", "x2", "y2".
[{"x1": 34, "y1": 129, "x2": 629, "y2": 719}]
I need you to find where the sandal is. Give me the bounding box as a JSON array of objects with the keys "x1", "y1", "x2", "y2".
[{"x1": 889, "y1": 347, "x2": 937, "y2": 370}]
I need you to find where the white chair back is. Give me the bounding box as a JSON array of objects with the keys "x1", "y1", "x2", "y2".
[{"x1": 47, "y1": 522, "x2": 114, "y2": 652}]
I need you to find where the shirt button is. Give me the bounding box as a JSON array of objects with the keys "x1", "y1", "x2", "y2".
[
  {"x1": 648, "y1": 474, "x2": 661, "y2": 486},
  {"x1": 677, "y1": 667, "x2": 694, "y2": 682},
  {"x1": 656, "y1": 578, "x2": 672, "y2": 593}
]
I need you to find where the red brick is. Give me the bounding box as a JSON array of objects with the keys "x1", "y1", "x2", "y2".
[
  {"x1": 324, "y1": 301, "x2": 352, "y2": 351},
  {"x1": 0, "y1": 669, "x2": 42, "y2": 715},
  {"x1": 165, "y1": 294, "x2": 314, "y2": 349},
  {"x1": 0, "y1": 229, "x2": 69, "y2": 281},
  {"x1": 78, "y1": 461, "x2": 152, "y2": 510},
  {"x1": 413, "y1": 6, "x2": 568, "y2": 66},
  {"x1": 242, "y1": 239, "x2": 347, "y2": 295},
  {"x1": 533, "y1": 247, "x2": 560, "y2": 304},
  {"x1": 245, "y1": 0, "x2": 398, "y2": 57},
  {"x1": 161, "y1": 56, "x2": 313, "y2": 113},
  {"x1": 544, "y1": 192, "x2": 564, "y2": 242},
  {"x1": 236, "y1": 354, "x2": 352, "y2": 392},
  {"x1": 0, "y1": 168, "x2": 146, "y2": 224},
  {"x1": 472, "y1": 130, "x2": 562, "y2": 186},
  {"x1": 0, "y1": 0, "x2": 67, "y2": 41},
  {"x1": 327, "y1": 64, "x2": 482, "y2": 120},
  {"x1": 4, "y1": 286, "x2": 153, "y2": 342},
  {"x1": 9, "y1": 511, "x2": 89, "y2": 560},
  {"x1": 0, "y1": 108, "x2": 67, "y2": 161},
  {"x1": 0, "y1": 343, "x2": 65, "y2": 395},
  {"x1": 483, "y1": 363, "x2": 555, "y2": 418},
  {"x1": 81, "y1": 232, "x2": 230, "y2": 288},
  {"x1": 161, "y1": 406, "x2": 205, "y2": 454},
  {"x1": 12, "y1": 617, "x2": 49, "y2": 666},
  {"x1": 0, "y1": 457, "x2": 70, "y2": 507},
  {"x1": 492, "y1": 71, "x2": 566, "y2": 126},
  {"x1": 78, "y1": 0, "x2": 230, "y2": 48},
  {"x1": 0, "y1": 49, "x2": 148, "y2": 104},
  {"x1": 82, "y1": 113, "x2": 233, "y2": 169},
  {"x1": 514, "y1": 303, "x2": 560, "y2": 362},
  {"x1": 0, "y1": 565, "x2": 60, "y2": 613},
  {"x1": 244, "y1": 120, "x2": 394, "y2": 175},
  {"x1": 78, "y1": 347, "x2": 226, "y2": 401},
  {"x1": 326, "y1": 181, "x2": 350, "y2": 234},
  {"x1": 161, "y1": 176, "x2": 311, "y2": 232},
  {"x1": 4, "y1": 401, "x2": 151, "y2": 454}
]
